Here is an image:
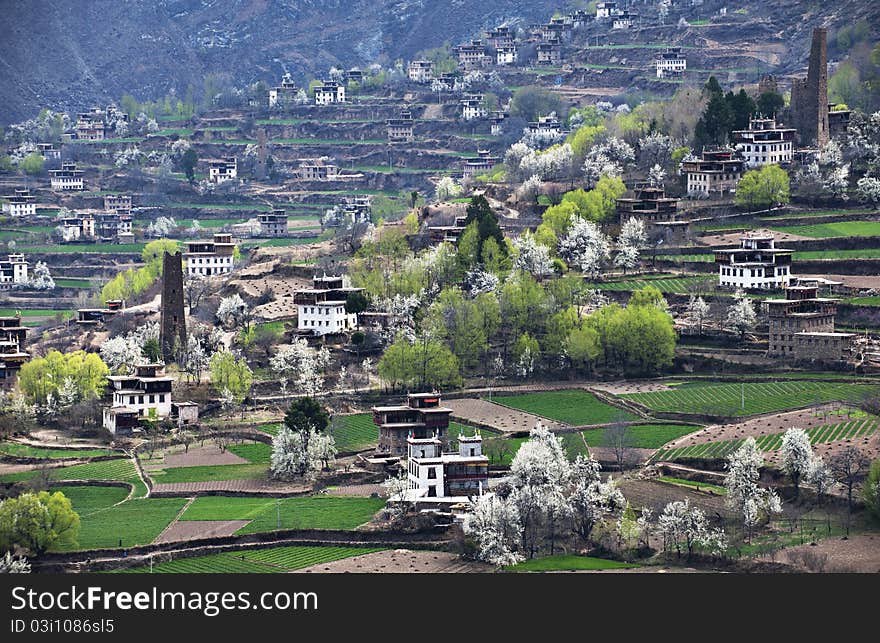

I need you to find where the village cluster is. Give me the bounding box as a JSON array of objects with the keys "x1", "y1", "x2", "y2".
[{"x1": 0, "y1": 1, "x2": 879, "y2": 575}]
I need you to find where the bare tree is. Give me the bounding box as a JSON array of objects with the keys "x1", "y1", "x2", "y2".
[
  {"x1": 184, "y1": 274, "x2": 211, "y2": 313},
  {"x1": 603, "y1": 422, "x2": 636, "y2": 472},
  {"x1": 828, "y1": 445, "x2": 869, "y2": 535}
]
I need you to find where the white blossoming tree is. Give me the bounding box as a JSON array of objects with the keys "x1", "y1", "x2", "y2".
[
  {"x1": 216, "y1": 294, "x2": 251, "y2": 331},
  {"x1": 724, "y1": 437, "x2": 782, "y2": 540},
  {"x1": 435, "y1": 176, "x2": 463, "y2": 201},
  {"x1": 657, "y1": 499, "x2": 727, "y2": 559},
  {"x1": 725, "y1": 290, "x2": 757, "y2": 340},
  {"x1": 512, "y1": 232, "x2": 554, "y2": 278},
  {"x1": 781, "y1": 427, "x2": 813, "y2": 497},
  {"x1": 686, "y1": 295, "x2": 711, "y2": 335},
  {"x1": 463, "y1": 493, "x2": 523, "y2": 567},
  {"x1": 145, "y1": 216, "x2": 177, "y2": 238},
  {"x1": 26, "y1": 261, "x2": 55, "y2": 290},
  {"x1": 558, "y1": 217, "x2": 611, "y2": 278}
]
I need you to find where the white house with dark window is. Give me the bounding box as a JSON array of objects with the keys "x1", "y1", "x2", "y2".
[
  {"x1": 407, "y1": 60, "x2": 434, "y2": 83},
  {"x1": 715, "y1": 232, "x2": 793, "y2": 290},
  {"x1": 103, "y1": 363, "x2": 175, "y2": 434},
  {"x1": 405, "y1": 433, "x2": 489, "y2": 500},
  {"x1": 314, "y1": 81, "x2": 346, "y2": 105},
  {"x1": 208, "y1": 157, "x2": 237, "y2": 184},
  {"x1": 49, "y1": 163, "x2": 84, "y2": 191},
  {"x1": 732, "y1": 118, "x2": 796, "y2": 168},
  {"x1": 294, "y1": 274, "x2": 362, "y2": 336},
  {"x1": 655, "y1": 48, "x2": 687, "y2": 78},
  {"x1": 0, "y1": 254, "x2": 28, "y2": 286},
  {"x1": 184, "y1": 233, "x2": 236, "y2": 277},
  {"x1": 2, "y1": 188, "x2": 37, "y2": 217}
]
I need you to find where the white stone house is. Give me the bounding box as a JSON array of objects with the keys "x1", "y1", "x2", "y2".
[
  {"x1": 1, "y1": 188, "x2": 37, "y2": 217},
  {"x1": 315, "y1": 81, "x2": 346, "y2": 105},
  {"x1": 103, "y1": 364, "x2": 175, "y2": 435},
  {"x1": 294, "y1": 274, "x2": 361, "y2": 336},
  {"x1": 405, "y1": 433, "x2": 489, "y2": 500},
  {"x1": 715, "y1": 232, "x2": 793, "y2": 290},
  {"x1": 732, "y1": 117, "x2": 796, "y2": 168},
  {"x1": 184, "y1": 233, "x2": 236, "y2": 277}
]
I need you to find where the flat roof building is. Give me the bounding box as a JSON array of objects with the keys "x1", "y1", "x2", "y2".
[
  {"x1": 715, "y1": 232, "x2": 793, "y2": 290},
  {"x1": 184, "y1": 233, "x2": 236, "y2": 277},
  {"x1": 373, "y1": 393, "x2": 453, "y2": 456}
]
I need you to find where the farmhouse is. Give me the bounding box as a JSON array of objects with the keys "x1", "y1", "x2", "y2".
[
  {"x1": 77, "y1": 299, "x2": 124, "y2": 325},
  {"x1": 680, "y1": 148, "x2": 746, "y2": 196},
  {"x1": 715, "y1": 232, "x2": 793, "y2": 290},
  {"x1": 104, "y1": 193, "x2": 132, "y2": 214},
  {"x1": 0, "y1": 254, "x2": 28, "y2": 287},
  {"x1": 184, "y1": 232, "x2": 236, "y2": 277},
  {"x1": 525, "y1": 113, "x2": 563, "y2": 139},
  {"x1": 75, "y1": 108, "x2": 107, "y2": 140},
  {"x1": 732, "y1": 117, "x2": 796, "y2": 168},
  {"x1": 766, "y1": 285, "x2": 855, "y2": 362},
  {"x1": 268, "y1": 73, "x2": 300, "y2": 108},
  {"x1": 490, "y1": 110, "x2": 507, "y2": 136},
  {"x1": 103, "y1": 363, "x2": 175, "y2": 435},
  {"x1": 258, "y1": 210, "x2": 288, "y2": 237},
  {"x1": 2, "y1": 188, "x2": 37, "y2": 217},
  {"x1": 828, "y1": 103, "x2": 851, "y2": 138},
  {"x1": 95, "y1": 211, "x2": 132, "y2": 243},
  {"x1": 612, "y1": 10, "x2": 637, "y2": 30},
  {"x1": 405, "y1": 433, "x2": 489, "y2": 501},
  {"x1": 407, "y1": 60, "x2": 434, "y2": 83},
  {"x1": 294, "y1": 274, "x2": 362, "y2": 336},
  {"x1": 372, "y1": 392, "x2": 453, "y2": 456},
  {"x1": 208, "y1": 157, "x2": 237, "y2": 183},
  {"x1": 60, "y1": 212, "x2": 96, "y2": 242},
  {"x1": 49, "y1": 162, "x2": 84, "y2": 190},
  {"x1": 495, "y1": 44, "x2": 518, "y2": 66},
  {"x1": 595, "y1": 1, "x2": 618, "y2": 19},
  {"x1": 486, "y1": 26, "x2": 514, "y2": 48},
  {"x1": 314, "y1": 81, "x2": 346, "y2": 105},
  {"x1": 36, "y1": 143, "x2": 61, "y2": 160},
  {"x1": 655, "y1": 47, "x2": 686, "y2": 78},
  {"x1": 616, "y1": 184, "x2": 688, "y2": 244},
  {"x1": 295, "y1": 158, "x2": 340, "y2": 181},
  {"x1": 0, "y1": 316, "x2": 29, "y2": 381},
  {"x1": 427, "y1": 214, "x2": 468, "y2": 243},
  {"x1": 454, "y1": 40, "x2": 488, "y2": 70},
  {"x1": 536, "y1": 41, "x2": 562, "y2": 65},
  {"x1": 460, "y1": 94, "x2": 488, "y2": 121},
  {"x1": 462, "y1": 149, "x2": 500, "y2": 178},
  {"x1": 387, "y1": 111, "x2": 415, "y2": 142}
]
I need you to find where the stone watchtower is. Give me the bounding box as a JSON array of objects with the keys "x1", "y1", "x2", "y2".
[
  {"x1": 160, "y1": 251, "x2": 186, "y2": 363},
  {"x1": 790, "y1": 28, "x2": 829, "y2": 148}
]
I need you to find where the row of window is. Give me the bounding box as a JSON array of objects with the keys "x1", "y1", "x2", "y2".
[
  {"x1": 189, "y1": 257, "x2": 231, "y2": 264},
  {"x1": 720, "y1": 266, "x2": 788, "y2": 277},
  {"x1": 119, "y1": 393, "x2": 167, "y2": 405},
  {"x1": 301, "y1": 306, "x2": 345, "y2": 315},
  {"x1": 742, "y1": 143, "x2": 790, "y2": 152},
  {"x1": 301, "y1": 319, "x2": 338, "y2": 327}
]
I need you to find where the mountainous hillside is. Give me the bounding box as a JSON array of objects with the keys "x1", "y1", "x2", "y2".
[{"x1": 1, "y1": 0, "x2": 877, "y2": 125}]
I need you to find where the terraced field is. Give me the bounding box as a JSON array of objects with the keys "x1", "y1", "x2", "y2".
[
  {"x1": 580, "y1": 423, "x2": 703, "y2": 449},
  {"x1": 179, "y1": 495, "x2": 385, "y2": 533},
  {"x1": 0, "y1": 442, "x2": 116, "y2": 459},
  {"x1": 117, "y1": 546, "x2": 384, "y2": 573},
  {"x1": 506, "y1": 555, "x2": 638, "y2": 571},
  {"x1": 494, "y1": 390, "x2": 637, "y2": 426},
  {"x1": 652, "y1": 417, "x2": 880, "y2": 462},
  {"x1": 330, "y1": 413, "x2": 378, "y2": 453},
  {"x1": 49, "y1": 486, "x2": 187, "y2": 551},
  {"x1": 587, "y1": 276, "x2": 713, "y2": 293},
  {"x1": 769, "y1": 221, "x2": 880, "y2": 238},
  {"x1": 0, "y1": 458, "x2": 148, "y2": 498},
  {"x1": 620, "y1": 381, "x2": 877, "y2": 417}
]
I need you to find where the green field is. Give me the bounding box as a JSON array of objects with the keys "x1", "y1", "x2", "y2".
[
  {"x1": 506, "y1": 555, "x2": 637, "y2": 571},
  {"x1": 660, "y1": 248, "x2": 880, "y2": 262},
  {"x1": 179, "y1": 495, "x2": 385, "y2": 533},
  {"x1": 0, "y1": 458, "x2": 148, "y2": 498},
  {"x1": 621, "y1": 381, "x2": 877, "y2": 417},
  {"x1": 587, "y1": 276, "x2": 712, "y2": 293},
  {"x1": 50, "y1": 486, "x2": 186, "y2": 551},
  {"x1": 759, "y1": 209, "x2": 878, "y2": 222},
  {"x1": 653, "y1": 417, "x2": 879, "y2": 462},
  {"x1": 656, "y1": 476, "x2": 727, "y2": 495},
  {"x1": 0, "y1": 308, "x2": 73, "y2": 318},
  {"x1": 54, "y1": 278, "x2": 96, "y2": 289},
  {"x1": 228, "y1": 442, "x2": 271, "y2": 463},
  {"x1": 769, "y1": 221, "x2": 880, "y2": 238},
  {"x1": 18, "y1": 243, "x2": 146, "y2": 254},
  {"x1": 656, "y1": 253, "x2": 714, "y2": 263},
  {"x1": 849, "y1": 296, "x2": 880, "y2": 306},
  {"x1": 493, "y1": 390, "x2": 637, "y2": 426},
  {"x1": 117, "y1": 546, "x2": 384, "y2": 573},
  {"x1": 0, "y1": 442, "x2": 116, "y2": 459},
  {"x1": 167, "y1": 202, "x2": 273, "y2": 212},
  {"x1": 581, "y1": 423, "x2": 702, "y2": 449},
  {"x1": 147, "y1": 463, "x2": 268, "y2": 484},
  {"x1": 330, "y1": 413, "x2": 378, "y2": 453}
]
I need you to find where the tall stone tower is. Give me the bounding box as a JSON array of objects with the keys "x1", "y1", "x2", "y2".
[
  {"x1": 160, "y1": 251, "x2": 186, "y2": 363},
  {"x1": 254, "y1": 128, "x2": 268, "y2": 180},
  {"x1": 790, "y1": 28, "x2": 829, "y2": 148}
]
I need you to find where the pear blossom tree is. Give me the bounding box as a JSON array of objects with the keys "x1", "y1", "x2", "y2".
[
  {"x1": 26, "y1": 261, "x2": 55, "y2": 290},
  {"x1": 725, "y1": 290, "x2": 757, "y2": 340},
  {"x1": 216, "y1": 294, "x2": 251, "y2": 331},
  {"x1": 657, "y1": 499, "x2": 727, "y2": 559},
  {"x1": 558, "y1": 217, "x2": 611, "y2": 278},
  {"x1": 463, "y1": 493, "x2": 523, "y2": 567},
  {"x1": 724, "y1": 437, "x2": 782, "y2": 540},
  {"x1": 686, "y1": 295, "x2": 711, "y2": 335},
  {"x1": 512, "y1": 233, "x2": 554, "y2": 278},
  {"x1": 780, "y1": 427, "x2": 813, "y2": 497}
]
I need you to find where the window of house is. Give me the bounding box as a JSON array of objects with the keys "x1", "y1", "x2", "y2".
[{"x1": 427, "y1": 468, "x2": 436, "y2": 479}]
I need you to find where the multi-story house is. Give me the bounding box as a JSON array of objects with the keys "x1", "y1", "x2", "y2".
[
  {"x1": 2, "y1": 188, "x2": 37, "y2": 217},
  {"x1": 184, "y1": 233, "x2": 236, "y2": 277},
  {"x1": 680, "y1": 148, "x2": 746, "y2": 196},
  {"x1": 294, "y1": 274, "x2": 362, "y2": 336},
  {"x1": 258, "y1": 210, "x2": 288, "y2": 237},
  {"x1": 0, "y1": 254, "x2": 28, "y2": 287},
  {"x1": 49, "y1": 163, "x2": 84, "y2": 191},
  {"x1": 655, "y1": 48, "x2": 687, "y2": 78},
  {"x1": 405, "y1": 433, "x2": 489, "y2": 500},
  {"x1": 314, "y1": 81, "x2": 346, "y2": 105},
  {"x1": 372, "y1": 393, "x2": 454, "y2": 456},
  {"x1": 715, "y1": 232, "x2": 793, "y2": 290},
  {"x1": 208, "y1": 157, "x2": 237, "y2": 184},
  {"x1": 732, "y1": 117, "x2": 796, "y2": 168},
  {"x1": 0, "y1": 316, "x2": 28, "y2": 380},
  {"x1": 103, "y1": 363, "x2": 175, "y2": 435},
  {"x1": 407, "y1": 60, "x2": 435, "y2": 84},
  {"x1": 766, "y1": 285, "x2": 855, "y2": 362}
]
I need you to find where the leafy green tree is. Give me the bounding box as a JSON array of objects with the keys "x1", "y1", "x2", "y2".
[
  {"x1": 18, "y1": 351, "x2": 109, "y2": 406},
  {"x1": 284, "y1": 397, "x2": 330, "y2": 434},
  {"x1": 377, "y1": 334, "x2": 461, "y2": 391},
  {"x1": 141, "y1": 338, "x2": 162, "y2": 363},
  {"x1": 726, "y1": 89, "x2": 756, "y2": 133},
  {"x1": 19, "y1": 153, "x2": 44, "y2": 176},
  {"x1": 209, "y1": 350, "x2": 253, "y2": 404},
  {"x1": 863, "y1": 458, "x2": 880, "y2": 521},
  {"x1": 464, "y1": 195, "x2": 507, "y2": 264},
  {"x1": 0, "y1": 491, "x2": 80, "y2": 555},
  {"x1": 499, "y1": 272, "x2": 550, "y2": 341},
  {"x1": 142, "y1": 238, "x2": 180, "y2": 265},
  {"x1": 509, "y1": 86, "x2": 563, "y2": 122},
  {"x1": 734, "y1": 165, "x2": 790, "y2": 211},
  {"x1": 544, "y1": 306, "x2": 581, "y2": 355},
  {"x1": 181, "y1": 148, "x2": 198, "y2": 183},
  {"x1": 345, "y1": 291, "x2": 369, "y2": 326},
  {"x1": 756, "y1": 91, "x2": 785, "y2": 117},
  {"x1": 566, "y1": 326, "x2": 601, "y2": 374}
]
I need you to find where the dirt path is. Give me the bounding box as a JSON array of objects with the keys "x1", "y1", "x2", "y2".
[{"x1": 444, "y1": 398, "x2": 568, "y2": 434}]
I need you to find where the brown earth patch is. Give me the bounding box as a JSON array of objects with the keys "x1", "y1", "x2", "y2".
[
  {"x1": 780, "y1": 533, "x2": 880, "y2": 573},
  {"x1": 153, "y1": 520, "x2": 251, "y2": 544},
  {"x1": 618, "y1": 478, "x2": 733, "y2": 518},
  {"x1": 151, "y1": 479, "x2": 311, "y2": 494},
  {"x1": 146, "y1": 445, "x2": 250, "y2": 469},
  {"x1": 698, "y1": 228, "x2": 813, "y2": 247},
  {"x1": 324, "y1": 484, "x2": 385, "y2": 497},
  {"x1": 445, "y1": 398, "x2": 567, "y2": 434},
  {"x1": 294, "y1": 549, "x2": 490, "y2": 573},
  {"x1": 591, "y1": 381, "x2": 678, "y2": 395}
]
